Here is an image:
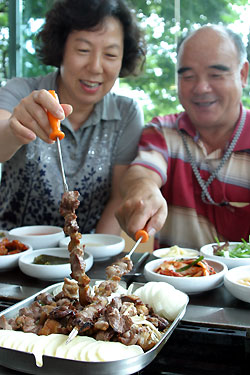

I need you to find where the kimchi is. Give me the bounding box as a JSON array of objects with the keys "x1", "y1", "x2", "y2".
[{"x1": 154, "y1": 256, "x2": 216, "y2": 277}]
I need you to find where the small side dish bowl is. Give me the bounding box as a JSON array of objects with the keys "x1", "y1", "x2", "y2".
[
  {"x1": 0, "y1": 240, "x2": 32, "y2": 272},
  {"x1": 144, "y1": 258, "x2": 228, "y2": 294},
  {"x1": 59, "y1": 234, "x2": 125, "y2": 261},
  {"x1": 8, "y1": 225, "x2": 65, "y2": 250},
  {"x1": 224, "y1": 265, "x2": 250, "y2": 303},
  {"x1": 18, "y1": 248, "x2": 93, "y2": 281},
  {"x1": 153, "y1": 246, "x2": 199, "y2": 259},
  {"x1": 200, "y1": 242, "x2": 250, "y2": 269}
]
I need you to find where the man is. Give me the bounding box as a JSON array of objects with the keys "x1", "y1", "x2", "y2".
[{"x1": 116, "y1": 25, "x2": 250, "y2": 249}]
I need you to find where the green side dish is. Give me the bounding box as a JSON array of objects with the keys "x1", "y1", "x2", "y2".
[
  {"x1": 213, "y1": 237, "x2": 250, "y2": 258},
  {"x1": 33, "y1": 254, "x2": 69, "y2": 265}
]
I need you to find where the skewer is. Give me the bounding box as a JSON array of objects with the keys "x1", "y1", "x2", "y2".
[
  {"x1": 127, "y1": 229, "x2": 149, "y2": 259},
  {"x1": 65, "y1": 229, "x2": 149, "y2": 345},
  {"x1": 47, "y1": 90, "x2": 68, "y2": 192},
  {"x1": 56, "y1": 137, "x2": 68, "y2": 192},
  {"x1": 66, "y1": 327, "x2": 79, "y2": 344}
]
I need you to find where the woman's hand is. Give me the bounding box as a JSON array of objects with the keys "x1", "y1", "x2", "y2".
[{"x1": 9, "y1": 89, "x2": 72, "y2": 145}]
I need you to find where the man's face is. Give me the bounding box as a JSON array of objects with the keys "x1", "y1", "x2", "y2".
[{"x1": 177, "y1": 27, "x2": 249, "y2": 131}]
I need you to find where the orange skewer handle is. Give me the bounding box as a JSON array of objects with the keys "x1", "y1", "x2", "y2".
[
  {"x1": 48, "y1": 90, "x2": 65, "y2": 141},
  {"x1": 135, "y1": 229, "x2": 149, "y2": 243}
]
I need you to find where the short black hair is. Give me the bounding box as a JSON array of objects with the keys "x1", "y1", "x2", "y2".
[{"x1": 36, "y1": 0, "x2": 146, "y2": 77}]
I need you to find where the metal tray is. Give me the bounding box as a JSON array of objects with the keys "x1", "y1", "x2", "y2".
[{"x1": 0, "y1": 281, "x2": 188, "y2": 375}]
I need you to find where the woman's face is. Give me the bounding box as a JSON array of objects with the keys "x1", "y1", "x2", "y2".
[{"x1": 59, "y1": 16, "x2": 124, "y2": 111}]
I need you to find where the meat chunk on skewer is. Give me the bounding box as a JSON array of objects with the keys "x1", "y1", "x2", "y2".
[
  {"x1": 60, "y1": 191, "x2": 91, "y2": 306},
  {"x1": 59, "y1": 191, "x2": 80, "y2": 219},
  {"x1": 106, "y1": 257, "x2": 133, "y2": 281}
]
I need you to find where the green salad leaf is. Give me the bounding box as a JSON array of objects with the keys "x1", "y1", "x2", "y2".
[{"x1": 213, "y1": 236, "x2": 250, "y2": 258}]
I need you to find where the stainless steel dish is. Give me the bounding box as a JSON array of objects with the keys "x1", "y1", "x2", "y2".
[{"x1": 0, "y1": 280, "x2": 188, "y2": 375}]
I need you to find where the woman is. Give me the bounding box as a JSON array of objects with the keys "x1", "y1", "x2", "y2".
[{"x1": 0, "y1": 0, "x2": 146, "y2": 234}]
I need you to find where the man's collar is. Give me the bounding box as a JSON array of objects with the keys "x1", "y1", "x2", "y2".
[{"x1": 177, "y1": 104, "x2": 250, "y2": 150}]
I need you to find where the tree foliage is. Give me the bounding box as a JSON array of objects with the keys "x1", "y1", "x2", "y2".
[
  {"x1": 0, "y1": 0, "x2": 250, "y2": 121},
  {"x1": 125, "y1": 0, "x2": 250, "y2": 121}
]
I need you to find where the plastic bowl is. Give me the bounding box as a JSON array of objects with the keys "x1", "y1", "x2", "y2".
[
  {"x1": 153, "y1": 247, "x2": 199, "y2": 259},
  {"x1": 200, "y1": 242, "x2": 250, "y2": 269},
  {"x1": 18, "y1": 248, "x2": 93, "y2": 281},
  {"x1": 144, "y1": 258, "x2": 228, "y2": 294},
  {"x1": 224, "y1": 265, "x2": 250, "y2": 303},
  {"x1": 0, "y1": 242, "x2": 33, "y2": 272},
  {"x1": 59, "y1": 234, "x2": 125, "y2": 261},
  {"x1": 8, "y1": 225, "x2": 65, "y2": 250}
]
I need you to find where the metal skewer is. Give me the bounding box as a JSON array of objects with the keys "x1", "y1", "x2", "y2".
[
  {"x1": 65, "y1": 229, "x2": 149, "y2": 345},
  {"x1": 66, "y1": 327, "x2": 79, "y2": 344},
  {"x1": 56, "y1": 137, "x2": 68, "y2": 192},
  {"x1": 47, "y1": 90, "x2": 68, "y2": 192},
  {"x1": 127, "y1": 229, "x2": 149, "y2": 259}
]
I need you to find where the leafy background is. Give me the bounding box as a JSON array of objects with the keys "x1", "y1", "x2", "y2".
[{"x1": 1, "y1": 0, "x2": 250, "y2": 122}]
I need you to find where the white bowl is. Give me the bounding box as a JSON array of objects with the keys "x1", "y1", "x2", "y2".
[
  {"x1": 153, "y1": 247, "x2": 199, "y2": 259},
  {"x1": 144, "y1": 258, "x2": 228, "y2": 294},
  {"x1": 18, "y1": 248, "x2": 93, "y2": 281},
  {"x1": 224, "y1": 265, "x2": 250, "y2": 303},
  {"x1": 8, "y1": 225, "x2": 65, "y2": 250},
  {"x1": 0, "y1": 241, "x2": 33, "y2": 272},
  {"x1": 0, "y1": 230, "x2": 8, "y2": 239},
  {"x1": 59, "y1": 234, "x2": 125, "y2": 261},
  {"x1": 200, "y1": 242, "x2": 250, "y2": 269}
]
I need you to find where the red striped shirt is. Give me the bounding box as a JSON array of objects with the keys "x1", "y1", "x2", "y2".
[{"x1": 132, "y1": 106, "x2": 250, "y2": 249}]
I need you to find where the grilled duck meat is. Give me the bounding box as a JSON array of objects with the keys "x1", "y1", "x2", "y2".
[
  {"x1": 60, "y1": 190, "x2": 90, "y2": 306},
  {"x1": 106, "y1": 256, "x2": 133, "y2": 281}
]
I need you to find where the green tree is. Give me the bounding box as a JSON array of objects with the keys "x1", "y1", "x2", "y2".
[
  {"x1": 1, "y1": 0, "x2": 250, "y2": 120},
  {"x1": 0, "y1": 1, "x2": 8, "y2": 83},
  {"x1": 125, "y1": 0, "x2": 250, "y2": 122}
]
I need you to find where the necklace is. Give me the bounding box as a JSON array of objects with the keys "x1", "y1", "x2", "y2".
[{"x1": 178, "y1": 107, "x2": 246, "y2": 206}]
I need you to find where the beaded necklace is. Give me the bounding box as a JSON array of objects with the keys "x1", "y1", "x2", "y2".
[{"x1": 178, "y1": 107, "x2": 246, "y2": 206}]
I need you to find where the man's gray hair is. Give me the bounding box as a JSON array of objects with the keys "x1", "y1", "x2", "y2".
[{"x1": 177, "y1": 25, "x2": 247, "y2": 67}]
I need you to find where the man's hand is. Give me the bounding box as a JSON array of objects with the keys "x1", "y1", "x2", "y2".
[{"x1": 115, "y1": 165, "x2": 168, "y2": 240}]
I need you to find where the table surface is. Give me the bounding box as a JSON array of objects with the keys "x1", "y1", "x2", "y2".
[
  {"x1": 0, "y1": 251, "x2": 249, "y2": 375},
  {"x1": 0, "y1": 252, "x2": 249, "y2": 330}
]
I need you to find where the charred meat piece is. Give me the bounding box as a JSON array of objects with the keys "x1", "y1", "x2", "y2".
[
  {"x1": 136, "y1": 325, "x2": 159, "y2": 351},
  {"x1": 19, "y1": 301, "x2": 43, "y2": 321},
  {"x1": 94, "y1": 315, "x2": 109, "y2": 331},
  {"x1": 14, "y1": 315, "x2": 40, "y2": 334},
  {"x1": 105, "y1": 304, "x2": 132, "y2": 334},
  {"x1": 146, "y1": 313, "x2": 169, "y2": 331},
  {"x1": 118, "y1": 325, "x2": 140, "y2": 346},
  {"x1": 38, "y1": 318, "x2": 68, "y2": 335},
  {"x1": 79, "y1": 284, "x2": 93, "y2": 306},
  {"x1": 59, "y1": 191, "x2": 80, "y2": 219},
  {"x1": 60, "y1": 190, "x2": 91, "y2": 307},
  {"x1": 49, "y1": 305, "x2": 75, "y2": 320},
  {"x1": 106, "y1": 256, "x2": 133, "y2": 281},
  {"x1": 72, "y1": 298, "x2": 108, "y2": 333},
  {"x1": 70, "y1": 252, "x2": 88, "y2": 284},
  {"x1": 61, "y1": 278, "x2": 79, "y2": 299},
  {"x1": 95, "y1": 327, "x2": 115, "y2": 341},
  {"x1": 94, "y1": 280, "x2": 119, "y2": 297},
  {"x1": 0, "y1": 316, "x2": 12, "y2": 330},
  {"x1": 36, "y1": 292, "x2": 56, "y2": 306}
]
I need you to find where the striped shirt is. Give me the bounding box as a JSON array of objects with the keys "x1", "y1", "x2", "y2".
[{"x1": 132, "y1": 105, "x2": 250, "y2": 250}]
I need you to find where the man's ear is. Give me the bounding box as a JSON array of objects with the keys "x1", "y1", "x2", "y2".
[{"x1": 241, "y1": 61, "x2": 249, "y2": 87}]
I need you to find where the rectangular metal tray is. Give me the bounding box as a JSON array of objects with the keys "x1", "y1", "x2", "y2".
[{"x1": 0, "y1": 281, "x2": 188, "y2": 375}]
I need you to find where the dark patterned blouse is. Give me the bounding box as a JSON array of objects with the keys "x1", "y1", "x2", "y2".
[{"x1": 0, "y1": 72, "x2": 143, "y2": 233}]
